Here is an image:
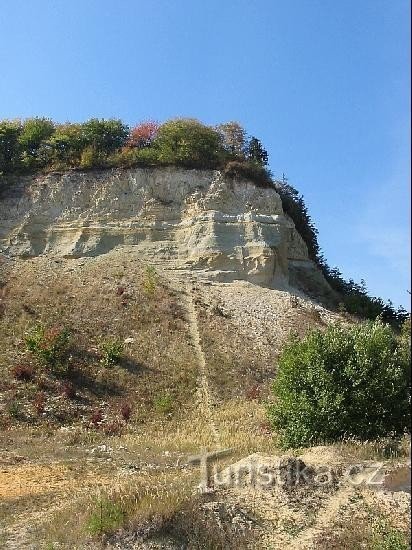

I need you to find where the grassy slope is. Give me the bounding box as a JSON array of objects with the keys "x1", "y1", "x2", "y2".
[{"x1": 0, "y1": 251, "x2": 409, "y2": 549}]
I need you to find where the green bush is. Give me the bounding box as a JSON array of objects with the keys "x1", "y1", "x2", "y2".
[
  {"x1": 25, "y1": 324, "x2": 71, "y2": 370},
  {"x1": 0, "y1": 120, "x2": 21, "y2": 174},
  {"x1": 143, "y1": 265, "x2": 158, "y2": 294},
  {"x1": 371, "y1": 518, "x2": 410, "y2": 550},
  {"x1": 7, "y1": 399, "x2": 22, "y2": 419},
  {"x1": 18, "y1": 117, "x2": 55, "y2": 170},
  {"x1": 223, "y1": 160, "x2": 272, "y2": 187},
  {"x1": 48, "y1": 123, "x2": 85, "y2": 167},
  {"x1": 99, "y1": 339, "x2": 124, "y2": 367},
  {"x1": 81, "y1": 118, "x2": 129, "y2": 155},
  {"x1": 154, "y1": 118, "x2": 223, "y2": 168},
  {"x1": 79, "y1": 146, "x2": 105, "y2": 169},
  {"x1": 86, "y1": 496, "x2": 125, "y2": 536},
  {"x1": 267, "y1": 320, "x2": 410, "y2": 449},
  {"x1": 153, "y1": 392, "x2": 174, "y2": 414},
  {"x1": 108, "y1": 146, "x2": 160, "y2": 168}
]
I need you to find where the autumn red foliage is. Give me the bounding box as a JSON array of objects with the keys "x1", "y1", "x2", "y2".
[
  {"x1": 127, "y1": 121, "x2": 159, "y2": 148},
  {"x1": 120, "y1": 401, "x2": 132, "y2": 421},
  {"x1": 11, "y1": 363, "x2": 34, "y2": 381},
  {"x1": 91, "y1": 409, "x2": 103, "y2": 427},
  {"x1": 33, "y1": 391, "x2": 46, "y2": 415}
]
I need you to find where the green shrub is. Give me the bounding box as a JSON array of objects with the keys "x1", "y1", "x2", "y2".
[
  {"x1": 48, "y1": 123, "x2": 85, "y2": 167},
  {"x1": 371, "y1": 518, "x2": 410, "y2": 550},
  {"x1": 81, "y1": 118, "x2": 129, "y2": 155},
  {"x1": 7, "y1": 399, "x2": 22, "y2": 419},
  {"x1": 154, "y1": 118, "x2": 223, "y2": 168},
  {"x1": 154, "y1": 392, "x2": 174, "y2": 414},
  {"x1": 79, "y1": 146, "x2": 105, "y2": 169},
  {"x1": 18, "y1": 117, "x2": 55, "y2": 170},
  {"x1": 25, "y1": 324, "x2": 71, "y2": 370},
  {"x1": 108, "y1": 146, "x2": 160, "y2": 168},
  {"x1": 99, "y1": 339, "x2": 124, "y2": 367},
  {"x1": 86, "y1": 496, "x2": 125, "y2": 536},
  {"x1": 0, "y1": 120, "x2": 21, "y2": 174},
  {"x1": 143, "y1": 265, "x2": 158, "y2": 294},
  {"x1": 223, "y1": 160, "x2": 272, "y2": 187},
  {"x1": 267, "y1": 320, "x2": 410, "y2": 449},
  {"x1": 132, "y1": 146, "x2": 161, "y2": 166}
]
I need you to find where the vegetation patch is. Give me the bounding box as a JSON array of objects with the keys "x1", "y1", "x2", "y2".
[
  {"x1": 99, "y1": 338, "x2": 124, "y2": 368},
  {"x1": 0, "y1": 117, "x2": 270, "y2": 185},
  {"x1": 268, "y1": 319, "x2": 411, "y2": 448},
  {"x1": 274, "y1": 179, "x2": 408, "y2": 326},
  {"x1": 25, "y1": 324, "x2": 71, "y2": 370}
]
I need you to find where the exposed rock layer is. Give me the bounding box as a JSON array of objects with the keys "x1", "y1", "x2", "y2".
[{"x1": 0, "y1": 168, "x2": 328, "y2": 290}]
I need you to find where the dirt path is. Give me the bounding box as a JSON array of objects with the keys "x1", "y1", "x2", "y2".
[{"x1": 180, "y1": 284, "x2": 221, "y2": 448}]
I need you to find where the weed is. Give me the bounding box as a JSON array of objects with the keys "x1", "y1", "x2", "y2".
[
  {"x1": 245, "y1": 384, "x2": 261, "y2": 401},
  {"x1": 316, "y1": 511, "x2": 410, "y2": 550},
  {"x1": 104, "y1": 420, "x2": 124, "y2": 436},
  {"x1": 211, "y1": 302, "x2": 230, "y2": 318},
  {"x1": 7, "y1": 399, "x2": 22, "y2": 418},
  {"x1": 86, "y1": 496, "x2": 125, "y2": 536},
  {"x1": 11, "y1": 363, "x2": 34, "y2": 381},
  {"x1": 22, "y1": 303, "x2": 36, "y2": 315},
  {"x1": 258, "y1": 420, "x2": 272, "y2": 435},
  {"x1": 371, "y1": 518, "x2": 410, "y2": 549},
  {"x1": 305, "y1": 304, "x2": 323, "y2": 322},
  {"x1": 337, "y1": 302, "x2": 347, "y2": 314},
  {"x1": 36, "y1": 376, "x2": 50, "y2": 391},
  {"x1": 60, "y1": 381, "x2": 76, "y2": 399},
  {"x1": 90, "y1": 409, "x2": 103, "y2": 427},
  {"x1": 143, "y1": 265, "x2": 157, "y2": 295},
  {"x1": 100, "y1": 339, "x2": 123, "y2": 368},
  {"x1": 289, "y1": 295, "x2": 300, "y2": 308},
  {"x1": 33, "y1": 392, "x2": 46, "y2": 415},
  {"x1": 281, "y1": 519, "x2": 304, "y2": 537},
  {"x1": 153, "y1": 392, "x2": 174, "y2": 414},
  {"x1": 25, "y1": 324, "x2": 71, "y2": 370},
  {"x1": 120, "y1": 402, "x2": 132, "y2": 421},
  {"x1": 166, "y1": 495, "x2": 256, "y2": 549}
]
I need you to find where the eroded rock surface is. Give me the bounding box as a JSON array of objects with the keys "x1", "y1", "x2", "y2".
[{"x1": 0, "y1": 168, "x2": 327, "y2": 290}]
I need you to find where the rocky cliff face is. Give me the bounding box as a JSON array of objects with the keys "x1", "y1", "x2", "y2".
[{"x1": 0, "y1": 168, "x2": 328, "y2": 291}]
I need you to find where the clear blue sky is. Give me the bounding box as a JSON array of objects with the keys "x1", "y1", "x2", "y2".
[{"x1": 0, "y1": 0, "x2": 410, "y2": 308}]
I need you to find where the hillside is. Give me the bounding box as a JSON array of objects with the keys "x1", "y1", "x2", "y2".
[{"x1": 0, "y1": 168, "x2": 409, "y2": 549}]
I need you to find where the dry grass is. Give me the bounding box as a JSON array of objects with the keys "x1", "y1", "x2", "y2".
[
  {"x1": 0, "y1": 253, "x2": 197, "y2": 431},
  {"x1": 0, "y1": 252, "x2": 279, "y2": 548},
  {"x1": 314, "y1": 503, "x2": 411, "y2": 550},
  {"x1": 35, "y1": 469, "x2": 197, "y2": 548},
  {"x1": 0, "y1": 252, "x2": 409, "y2": 549},
  {"x1": 332, "y1": 435, "x2": 411, "y2": 462}
]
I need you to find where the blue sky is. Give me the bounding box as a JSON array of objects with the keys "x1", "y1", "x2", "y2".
[{"x1": 0, "y1": 0, "x2": 410, "y2": 308}]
